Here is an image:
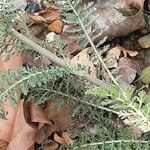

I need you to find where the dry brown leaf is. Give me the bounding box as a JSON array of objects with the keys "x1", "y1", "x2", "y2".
[
  {"x1": 70, "y1": 48, "x2": 97, "y2": 76},
  {"x1": 117, "y1": 45, "x2": 139, "y2": 57},
  {"x1": 36, "y1": 100, "x2": 71, "y2": 144},
  {"x1": 46, "y1": 104, "x2": 71, "y2": 132},
  {"x1": 28, "y1": 6, "x2": 61, "y2": 24},
  {"x1": 24, "y1": 52, "x2": 51, "y2": 67},
  {"x1": 0, "y1": 101, "x2": 16, "y2": 143},
  {"x1": 36, "y1": 124, "x2": 56, "y2": 144},
  {"x1": 93, "y1": 0, "x2": 145, "y2": 40},
  {"x1": 0, "y1": 140, "x2": 8, "y2": 150},
  {"x1": 0, "y1": 52, "x2": 24, "y2": 71},
  {"x1": 118, "y1": 57, "x2": 144, "y2": 84},
  {"x1": 0, "y1": 100, "x2": 37, "y2": 150},
  {"x1": 130, "y1": 126, "x2": 142, "y2": 139},
  {"x1": 54, "y1": 132, "x2": 73, "y2": 145},
  {"x1": 61, "y1": 25, "x2": 80, "y2": 57},
  {"x1": 106, "y1": 45, "x2": 139, "y2": 68},
  {"x1": 7, "y1": 100, "x2": 37, "y2": 150},
  {"x1": 126, "y1": 0, "x2": 144, "y2": 9},
  {"x1": 48, "y1": 20, "x2": 64, "y2": 34},
  {"x1": 43, "y1": 142, "x2": 59, "y2": 150},
  {"x1": 0, "y1": 35, "x2": 24, "y2": 71},
  {"x1": 29, "y1": 101, "x2": 49, "y2": 124}
]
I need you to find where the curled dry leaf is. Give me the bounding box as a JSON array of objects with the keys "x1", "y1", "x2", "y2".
[
  {"x1": 24, "y1": 101, "x2": 50, "y2": 126},
  {"x1": 106, "y1": 45, "x2": 139, "y2": 68},
  {"x1": 24, "y1": 52, "x2": 51, "y2": 67},
  {"x1": 0, "y1": 100, "x2": 61, "y2": 149},
  {"x1": 93, "y1": 0, "x2": 145, "y2": 40},
  {"x1": 48, "y1": 19, "x2": 64, "y2": 34},
  {"x1": 61, "y1": 25, "x2": 80, "y2": 56},
  {"x1": 54, "y1": 132, "x2": 73, "y2": 145},
  {"x1": 0, "y1": 100, "x2": 37, "y2": 150},
  {"x1": 0, "y1": 140, "x2": 7, "y2": 150},
  {"x1": 0, "y1": 35, "x2": 24, "y2": 71},
  {"x1": 43, "y1": 142, "x2": 59, "y2": 150},
  {"x1": 118, "y1": 57, "x2": 144, "y2": 84},
  {"x1": 126, "y1": 0, "x2": 144, "y2": 9},
  {"x1": 36, "y1": 100, "x2": 71, "y2": 144},
  {"x1": 28, "y1": 6, "x2": 61, "y2": 24},
  {"x1": 70, "y1": 48, "x2": 97, "y2": 76}
]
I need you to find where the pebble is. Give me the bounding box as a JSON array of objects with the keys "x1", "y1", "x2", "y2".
[
  {"x1": 138, "y1": 34, "x2": 150, "y2": 48},
  {"x1": 140, "y1": 65, "x2": 150, "y2": 84}
]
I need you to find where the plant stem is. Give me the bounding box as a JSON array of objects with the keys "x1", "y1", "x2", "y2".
[
  {"x1": 10, "y1": 28, "x2": 106, "y2": 87},
  {"x1": 68, "y1": 1, "x2": 119, "y2": 87},
  {"x1": 73, "y1": 140, "x2": 149, "y2": 149}
]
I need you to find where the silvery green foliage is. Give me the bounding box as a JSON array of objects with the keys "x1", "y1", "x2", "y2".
[
  {"x1": 86, "y1": 84, "x2": 150, "y2": 133},
  {"x1": 61, "y1": 0, "x2": 107, "y2": 49},
  {"x1": 0, "y1": 66, "x2": 69, "y2": 106}
]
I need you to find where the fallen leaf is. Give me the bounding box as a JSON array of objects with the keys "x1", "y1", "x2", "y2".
[
  {"x1": 0, "y1": 35, "x2": 24, "y2": 71},
  {"x1": 117, "y1": 45, "x2": 139, "y2": 57},
  {"x1": 46, "y1": 104, "x2": 71, "y2": 132},
  {"x1": 92, "y1": 0, "x2": 145, "y2": 40},
  {"x1": 36, "y1": 100, "x2": 71, "y2": 144},
  {"x1": 126, "y1": 0, "x2": 144, "y2": 9},
  {"x1": 48, "y1": 20, "x2": 64, "y2": 34},
  {"x1": 24, "y1": 101, "x2": 50, "y2": 126},
  {"x1": 0, "y1": 100, "x2": 37, "y2": 150},
  {"x1": 118, "y1": 57, "x2": 143, "y2": 84},
  {"x1": 36, "y1": 124, "x2": 55, "y2": 144},
  {"x1": 130, "y1": 125, "x2": 142, "y2": 139},
  {"x1": 43, "y1": 142, "x2": 59, "y2": 150},
  {"x1": 106, "y1": 45, "x2": 139, "y2": 68},
  {"x1": 54, "y1": 132, "x2": 73, "y2": 145},
  {"x1": 61, "y1": 25, "x2": 80, "y2": 56},
  {"x1": 0, "y1": 101, "x2": 16, "y2": 142},
  {"x1": 24, "y1": 52, "x2": 51, "y2": 67},
  {"x1": 70, "y1": 48, "x2": 97, "y2": 76},
  {"x1": 28, "y1": 6, "x2": 61, "y2": 24},
  {"x1": 0, "y1": 140, "x2": 7, "y2": 150}
]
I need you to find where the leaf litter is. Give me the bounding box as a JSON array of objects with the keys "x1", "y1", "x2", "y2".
[{"x1": 1, "y1": 0, "x2": 150, "y2": 149}]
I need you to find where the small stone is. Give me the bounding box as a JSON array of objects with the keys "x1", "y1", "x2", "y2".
[
  {"x1": 48, "y1": 20, "x2": 63, "y2": 34},
  {"x1": 138, "y1": 34, "x2": 150, "y2": 48},
  {"x1": 140, "y1": 65, "x2": 150, "y2": 84},
  {"x1": 46, "y1": 32, "x2": 56, "y2": 42}
]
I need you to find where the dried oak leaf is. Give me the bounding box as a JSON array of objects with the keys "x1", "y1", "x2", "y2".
[
  {"x1": 70, "y1": 47, "x2": 97, "y2": 76},
  {"x1": 0, "y1": 100, "x2": 55, "y2": 150},
  {"x1": 0, "y1": 100, "x2": 37, "y2": 150},
  {"x1": 36, "y1": 100, "x2": 71, "y2": 144},
  {"x1": 61, "y1": 25, "x2": 80, "y2": 57},
  {"x1": 0, "y1": 35, "x2": 24, "y2": 71},
  {"x1": 126, "y1": 0, "x2": 144, "y2": 9},
  {"x1": 28, "y1": 6, "x2": 61, "y2": 24},
  {"x1": 118, "y1": 57, "x2": 144, "y2": 84},
  {"x1": 93, "y1": 0, "x2": 145, "y2": 40},
  {"x1": 106, "y1": 45, "x2": 139, "y2": 68},
  {"x1": 0, "y1": 140, "x2": 7, "y2": 150},
  {"x1": 24, "y1": 52, "x2": 51, "y2": 67},
  {"x1": 43, "y1": 142, "x2": 59, "y2": 150},
  {"x1": 54, "y1": 132, "x2": 73, "y2": 145}
]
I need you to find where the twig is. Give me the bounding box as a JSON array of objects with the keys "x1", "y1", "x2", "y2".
[{"x1": 10, "y1": 28, "x2": 106, "y2": 87}]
